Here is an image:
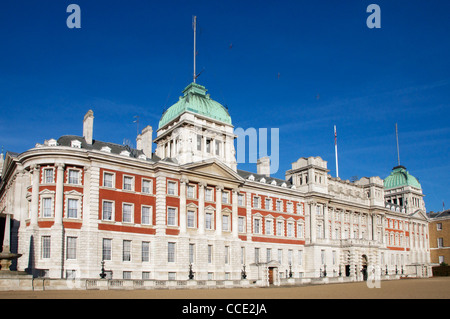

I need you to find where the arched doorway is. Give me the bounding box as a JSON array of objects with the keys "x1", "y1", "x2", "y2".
[{"x1": 361, "y1": 255, "x2": 368, "y2": 281}]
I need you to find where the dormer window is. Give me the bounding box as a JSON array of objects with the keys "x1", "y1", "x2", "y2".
[
  {"x1": 120, "y1": 150, "x2": 130, "y2": 157},
  {"x1": 101, "y1": 146, "x2": 111, "y2": 153},
  {"x1": 47, "y1": 139, "x2": 57, "y2": 146},
  {"x1": 71, "y1": 140, "x2": 82, "y2": 148}
]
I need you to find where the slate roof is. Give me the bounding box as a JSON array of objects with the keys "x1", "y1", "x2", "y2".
[
  {"x1": 56, "y1": 135, "x2": 162, "y2": 162},
  {"x1": 237, "y1": 169, "x2": 292, "y2": 187},
  {"x1": 428, "y1": 210, "x2": 450, "y2": 219}
]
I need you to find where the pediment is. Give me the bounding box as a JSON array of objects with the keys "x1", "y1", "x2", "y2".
[
  {"x1": 182, "y1": 159, "x2": 244, "y2": 182},
  {"x1": 409, "y1": 209, "x2": 428, "y2": 221}
]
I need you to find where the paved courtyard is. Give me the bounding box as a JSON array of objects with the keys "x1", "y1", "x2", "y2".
[{"x1": 0, "y1": 277, "x2": 449, "y2": 299}]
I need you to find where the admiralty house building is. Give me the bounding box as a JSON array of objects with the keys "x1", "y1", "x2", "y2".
[{"x1": 0, "y1": 81, "x2": 431, "y2": 286}]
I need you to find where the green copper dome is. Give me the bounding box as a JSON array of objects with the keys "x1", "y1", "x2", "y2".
[
  {"x1": 158, "y1": 82, "x2": 232, "y2": 129},
  {"x1": 384, "y1": 165, "x2": 422, "y2": 190}
]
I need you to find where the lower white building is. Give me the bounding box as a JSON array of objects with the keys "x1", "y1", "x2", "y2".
[{"x1": 0, "y1": 82, "x2": 431, "y2": 285}]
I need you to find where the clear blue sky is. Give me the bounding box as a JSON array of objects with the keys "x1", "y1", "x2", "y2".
[{"x1": 0, "y1": 1, "x2": 449, "y2": 212}]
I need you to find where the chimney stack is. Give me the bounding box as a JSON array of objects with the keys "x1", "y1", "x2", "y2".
[
  {"x1": 136, "y1": 125, "x2": 153, "y2": 158},
  {"x1": 83, "y1": 110, "x2": 94, "y2": 145},
  {"x1": 257, "y1": 156, "x2": 271, "y2": 177}
]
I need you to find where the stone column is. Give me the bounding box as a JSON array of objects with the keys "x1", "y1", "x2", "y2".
[
  {"x1": 232, "y1": 189, "x2": 239, "y2": 238},
  {"x1": 330, "y1": 207, "x2": 335, "y2": 240},
  {"x1": 179, "y1": 177, "x2": 188, "y2": 235},
  {"x1": 30, "y1": 165, "x2": 40, "y2": 227},
  {"x1": 54, "y1": 163, "x2": 65, "y2": 225},
  {"x1": 198, "y1": 182, "x2": 206, "y2": 235},
  {"x1": 215, "y1": 185, "x2": 223, "y2": 235},
  {"x1": 309, "y1": 202, "x2": 316, "y2": 243},
  {"x1": 349, "y1": 211, "x2": 354, "y2": 239},
  {"x1": 323, "y1": 203, "x2": 329, "y2": 240},
  {"x1": 154, "y1": 175, "x2": 167, "y2": 236}
]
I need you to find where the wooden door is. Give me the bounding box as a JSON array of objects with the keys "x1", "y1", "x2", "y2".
[{"x1": 268, "y1": 268, "x2": 274, "y2": 284}]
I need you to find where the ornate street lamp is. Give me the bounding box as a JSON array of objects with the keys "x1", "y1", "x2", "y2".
[
  {"x1": 99, "y1": 260, "x2": 107, "y2": 279},
  {"x1": 188, "y1": 263, "x2": 195, "y2": 280},
  {"x1": 241, "y1": 265, "x2": 247, "y2": 279}
]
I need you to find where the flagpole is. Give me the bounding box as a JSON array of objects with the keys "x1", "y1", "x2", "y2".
[
  {"x1": 396, "y1": 123, "x2": 400, "y2": 166},
  {"x1": 334, "y1": 125, "x2": 339, "y2": 178},
  {"x1": 193, "y1": 16, "x2": 197, "y2": 83}
]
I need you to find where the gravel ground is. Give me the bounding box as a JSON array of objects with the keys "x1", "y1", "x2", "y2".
[{"x1": 0, "y1": 277, "x2": 449, "y2": 299}]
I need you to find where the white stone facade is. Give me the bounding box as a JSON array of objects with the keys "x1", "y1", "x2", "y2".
[{"x1": 0, "y1": 104, "x2": 431, "y2": 285}]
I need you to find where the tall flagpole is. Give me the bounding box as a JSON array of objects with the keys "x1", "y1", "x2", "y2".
[
  {"x1": 395, "y1": 123, "x2": 400, "y2": 166},
  {"x1": 334, "y1": 125, "x2": 339, "y2": 178},
  {"x1": 193, "y1": 16, "x2": 197, "y2": 83}
]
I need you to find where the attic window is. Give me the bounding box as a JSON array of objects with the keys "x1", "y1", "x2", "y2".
[
  {"x1": 271, "y1": 180, "x2": 277, "y2": 186},
  {"x1": 120, "y1": 150, "x2": 130, "y2": 157},
  {"x1": 281, "y1": 182, "x2": 287, "y2": 188},
  {"x1": 47, "y1": 139, "x2": 57, "y2": 146},
  {"x1": 101, "y1": 146, "x2": 111, "y2": 153},
  {"x1": 248, "y1": 175, "x2": 255, "y2": 181},
  {"x1": 260, "y1": 177, "x2": 266, "y2": 183},
  {"x1": 71, "y1": 140, "x2": 82, "y2": 148},
  {"x1": 138, "y1": 154, "x2": 147, "y2": 160}
]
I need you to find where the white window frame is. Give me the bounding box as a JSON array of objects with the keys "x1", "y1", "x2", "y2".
[
  {"x1": 141, "y1": 205, "x2": 152, "y2": 225},
  {"x1": 66, "y1": 236, "x2": 77, "y2": 260},
  {"x1": 265, "y1": 198, "x2": 271, "y2": 210},
  {"x1": 205, "y1": 211, "x2": 214, "y2": 230},
  {"x1": 168, "y1": 242, "x2": 176, "y2": 263},
  {"x1": 238, "y1": 193, "x2": 245, "y2": 207},
  {"x1": 253, "y1": 217, "x2": 262, "y2": 234},
  {"x1": 103, "y1": 172, "x2": 115, "y2": 188},
  {"x1": 123, "y1": 240, "x2": 132, "y2": 262},
  {"x1": 41, "y1": 236, "x2": 51, "y2": 259},
  {"x1": 222, "y1": 190, "x2": 230, "y2": 204},
  {"x1": 67, "y1": 169, "x2": 81, "y2": 185},
  {"x1": 287, "y1": 222, "x2": 294, "y2": 237},
  {"x1": 167, "y1": 180, "x2": 178, "y2": 196},
  {"x1": 253, "y1": 196, "x2": 260, "y2": 208},
  {"x1": 276, "y1": 200, "x2": 282, "y2": 212},
  {"x1": 43, "y1": 168, "x2": 55, "y2": 184},
  {"x1": 102, "y1": 238, "x2": 112, "y2": 261},
  {"x1": 41, "y1": 197, "x2": 53, "y2": 218},
  {"x1": 205, "y1": 187, "x2": 213, "y2": 202},
  {"x1": 265, "y1": 218, "x2": 273, "y2": 235},
  {"x1": 142, "y1": 179, "x2": 152, "y2": 194},
  {"x1": 187, "y1": 184, "x2": 196, "y2": 199},
  {"x1": 276, "y1": 219, "x2": 284, "y2": 236},
  {"x1": 122, "y1": 203, "x2": 134, "y2": 223},
  {"x1": 67, "y1": 198, "x2": 79, "y2": 219},
  {"x1": 167, "y1": 207, "x2": 178, "y2": 226},
  {"x1": 102, "y1": 200, "x2": 115, "y2": 221},
  {"x1": 123, "y1": 175, "x2": 134, "y2": 191},
  {"x1": 142, "y1": 241, "x2": 150, "y2": 262},
  {"x1": 187, "y1": 209, "x2": 196, "y2": 228},
  {"x1": 287, "y1": 202, "x2": 293, "y2": 214},
  {"x1": 222, "y1": 213, "x2": 230, "y2": 232},
  {"x1": 238, "y1": 216, "x2": 245, "y2": 233}
]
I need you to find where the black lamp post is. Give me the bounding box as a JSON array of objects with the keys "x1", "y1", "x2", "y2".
[
  {"x1": 323, "y1": 264, "x2": 327, "y2": 277},
  {"x1": 99, "y1": 260, "x2": 107, "y2": 279},
  {"x1": 289, "y1": 264, "x2": 293, "y2": 278},
  {"x1": 188, "y1": 263, "x2": 195, "y2": 280},
  {"x1": 241, "y1": 265, "x2": 247, "y2": 279}
]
